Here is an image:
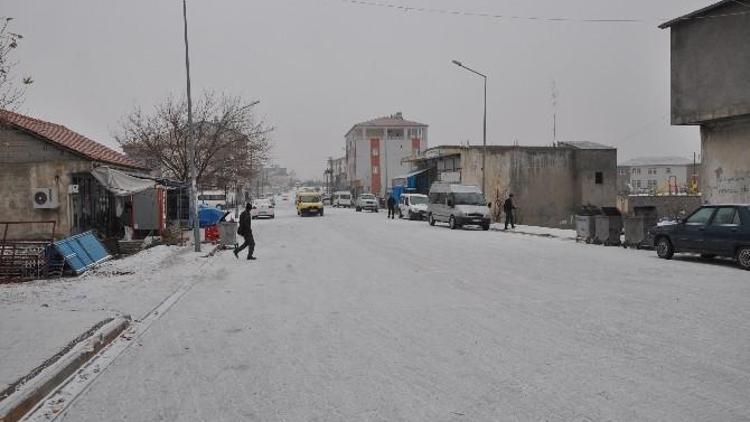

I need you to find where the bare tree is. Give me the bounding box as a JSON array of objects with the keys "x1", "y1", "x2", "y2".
[
  {"x1": 0, "y1": 17, "x2": 34, "y2": 110},
  {"x1": 117, "y1": 92, "x2": 272, "y2": 190}
]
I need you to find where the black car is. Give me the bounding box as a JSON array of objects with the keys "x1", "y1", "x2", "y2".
[{"x1": 650, "y1": 204, "x2": 750, "y2": 270}]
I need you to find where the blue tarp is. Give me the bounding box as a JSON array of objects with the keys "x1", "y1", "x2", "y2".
[
  {"x1": 197, "y1": 206, "x2": 229, "y2": 228},
  {"x1": 53, "y1": 231, "x2": 112, "y2": 275}
]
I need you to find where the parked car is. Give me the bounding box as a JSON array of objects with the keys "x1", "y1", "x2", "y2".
[
  {"x1": 251, "y1": 199, "x2": 275, "y2": 219},
  {"x1": 398, "y1": 193, "x2": 429, "y2": 220},
  {"x1": 355, "y1": 193, "x2": 379, "y2": 212},
  {"x1": 427, "y1": 183, "x2": 491, "y2": 230},
  {"x1": 333, "y1": 191, "x2": 353, "y2": 208},
  {"x1": 651, "y1": 204, "x2": 750, "y2": 270},
  {"x1": 296, "y1": 192, "x2": 324, "y2": 216}
]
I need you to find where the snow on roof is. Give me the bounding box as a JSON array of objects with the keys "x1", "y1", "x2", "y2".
[{"x1": 619, "y1": 156, "x2": 695, "y2": 167}]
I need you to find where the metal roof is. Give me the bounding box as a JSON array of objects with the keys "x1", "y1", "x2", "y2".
[{"x1": 658, "y1": 0, "x2": 736, "y2": 29}]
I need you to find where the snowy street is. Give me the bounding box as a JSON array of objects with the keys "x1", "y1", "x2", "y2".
[{"x1": 33, "y1": 201, "x2": 750, "y2": 421}]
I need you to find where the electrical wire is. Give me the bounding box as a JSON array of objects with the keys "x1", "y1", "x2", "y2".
[{"x1": 338, "y1": 0, "x2": 750, "y2": 25}]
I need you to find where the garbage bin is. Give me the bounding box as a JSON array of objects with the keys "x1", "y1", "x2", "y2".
[
  {"x1": 595, "y1": 207, "x2": 622, "y2": 246},
  {"x1": 218, "y1": 221, "x2": 238, "y2": 249},
  {"x1": 575, "y1": 205, "x2": 601, "y2": 243}
]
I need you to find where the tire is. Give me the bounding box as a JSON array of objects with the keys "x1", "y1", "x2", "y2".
[
  {"x1": 356, "y1": 207, "x2": 361, "y2": 212},
  {"x1": 319, "y1": 209, "x2": 324, "y2": 217},
  {"x1": 408, "y1": 210, "x2": 414, "y2": 220},
  {"x1": 449, "y1": 216, "x2": 458, "y2": 230},
  {"x1": 737, "y1": 247, "x2": 750, "y2": 271},
  {"x1": 428, "y1": 214, "x2": 436, "y2": 226},
  {"x1": 374, "y1": 209, "x2": 378, "y2": 213},
  {"x1": 656, "y1": 236, "x2": 674, "y2": 260},
  {"x1": 482, "y1": 224, "x2": 490, "y2": 231},
  {"x1": 398, "y1": 209, "x2": 403, "y2": 219}
]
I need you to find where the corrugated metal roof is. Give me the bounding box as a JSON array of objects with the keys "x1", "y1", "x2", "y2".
[
  {"x1": 658, "y1": 0, "x2": 735, "y2": 29},
  {"x1": 0, "y1": 109, "x2": 147, "y2": 170},
  {"x1": 619, "y1": 156, "x2": 696, "y2": 167}
]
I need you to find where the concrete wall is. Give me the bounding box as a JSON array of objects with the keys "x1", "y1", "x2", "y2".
[
  {"x1": 574, "y1": 149, "x2": 617, "y2": 208},
  {"x1": 0, "y1": 127, "x2": 93, "y2": 239},
  {"x1": 617, "y1": 195, "x2": 702, "y2": 219},
  {"x1": 700, "y1": 117, "x2": 750, "y2": 204},
  {"x1": 669, "y1": 2, "x2": 750, "y2": 125}
]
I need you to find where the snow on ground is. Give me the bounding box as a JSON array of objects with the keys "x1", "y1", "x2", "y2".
[
  {"x1": 49, "y1": 201, "x2": 750, "y2": 422},
  {"x1": 0, "y1": 244, "x2": 202, "y2": 392}
]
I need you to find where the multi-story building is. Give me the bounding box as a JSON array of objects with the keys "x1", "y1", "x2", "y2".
[
  {"x1": 618, "y1": 156, "x2": 699, "y2": 195},
  {"x1": 345, "y1": 113, "x2": 428, "y2": 197},
  {"x1": 660, "y1": 1, "x2": 750, "y2": 204}
]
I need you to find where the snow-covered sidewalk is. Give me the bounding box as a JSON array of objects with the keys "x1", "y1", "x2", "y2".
[
  {"x1": 0, "y1": 245, "x2": 200, "y2": 394},
  {"x1": 490, "y1": 223, "x2": 578, "y2": 241}
]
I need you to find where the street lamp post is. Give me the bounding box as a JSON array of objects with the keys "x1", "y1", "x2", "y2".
[
  {"x1": 182, "y1": 0, "x2": 200, "y2": 252},
  {"x1": 452, "y1": 60, "x2": 487, "y2": 197}
]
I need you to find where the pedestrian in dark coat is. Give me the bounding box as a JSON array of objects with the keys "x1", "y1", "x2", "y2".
[
  {"x1": 387, "y1": 195, "x2": 396, "y2": 219},
  {"x1": 234, "y1": 203, "x2": 256, "y2": 260},
  {"x1": 503, "y1": 194, "x2": 516, "y2": 230}
]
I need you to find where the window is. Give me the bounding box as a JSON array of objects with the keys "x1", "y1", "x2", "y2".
[
  {"x1": 648, "y1": 168, "x2": 657, "y2": 175},
  {"x1": 647, "y1": 180, "x2": 657, "y2": 189},
  {"x1": 734, "y1": 210, "x2": 742, "y2": 225},
  {"x1": 407, "y1": 128, "x2": 422, "y2": 138},
  {"x1": 386, "y1": 128, "x2": 404, "y2": 139},
  {"x1": 372, "y1": 148, "x2": 379, "y2": 156},
  {"x1": 711, "y1": 207, "x2": 737, "y2": 225},
  {"x1": 686, "y1": 207, "x2": 715, "y2": 225},
  {"x1": 595, "y1": 172, "x2": 603, "y2": 184},
  {"x1": 665, "y1": 168, "x2": 671, "y2": 174},
  {"x1": 633, "y1": 180, "x2": 642, "y2": 188},
  {"x1": 372, "y1": 166, "x2": 379, "y2": 175},
  {"x1": 631, "y1": 168, "x2": 641, "y2": 175}
]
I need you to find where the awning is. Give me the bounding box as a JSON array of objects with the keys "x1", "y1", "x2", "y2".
[
  {"x1": 91, "y1": 166, "x2": 156, "y2": 196},
  {"x1": 394, "y1": 168, "x2": 430, "y2": 180}
]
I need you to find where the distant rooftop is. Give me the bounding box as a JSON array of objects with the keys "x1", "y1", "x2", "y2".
[
  {"x1": 346, "y1": 112, "x2": 427, "y2": 136},
  {"x1": 558, "y1": 141, "x2": 614, "y2": 150},
  {"x1": 619, "y1": 156, "x2": 696, "y2": 167},
  {"x1": 658, "y1": 0, "x2": 737, "y2": 29}
]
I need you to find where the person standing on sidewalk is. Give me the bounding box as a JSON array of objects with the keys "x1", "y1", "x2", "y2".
[
  {"x1": 234, "y1": 203, "x2": 256, "y2": 260},
  {"x1": 503, "y1": 194, "x2": 516, "y2": 230},
  {"x1": 387, "y1": 194, "x2": 396, "y2": 219}
]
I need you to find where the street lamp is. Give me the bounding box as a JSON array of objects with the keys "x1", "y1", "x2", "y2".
[
  {"x1": 182, "y1": 0, "x2": 200, "y2": 252},
  {"x1": 452, "y1": 59, "x2": 487, "y2": 197}
]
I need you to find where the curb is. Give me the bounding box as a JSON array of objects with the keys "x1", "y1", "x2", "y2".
[{"x1": 0, "y1": 316, "x2": 131, "y2": 422}]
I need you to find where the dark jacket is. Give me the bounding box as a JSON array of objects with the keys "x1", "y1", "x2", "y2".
[
  {"x1": 387, "y1": 196, "x2": 396, "y2": 208},
  {"x1": 238, "y1": 210, "x2": 252, "y2": 236},
  {"x1": 503, "y1": 198, "x2": 515, "y2": 213}
]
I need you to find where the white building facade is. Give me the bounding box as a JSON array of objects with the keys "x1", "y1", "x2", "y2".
[
  {"x1": 345, "y1": 113, "x2": 428, "y2": 197},
  {"x1": 618, "y1": 157, "x2": 699, "y2": 195}
]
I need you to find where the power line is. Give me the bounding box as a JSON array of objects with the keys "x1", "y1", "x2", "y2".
[{"x1": 338, "y1": 0, "x2": 750, "y2": 25}]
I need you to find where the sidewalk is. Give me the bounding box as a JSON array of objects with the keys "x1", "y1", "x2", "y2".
[
  {"x1": 490, "y1": 223, "x2": 577, "y2": 241},
  {"x1": 0, "y1": 245, "x2": 200, "y2": 396}
]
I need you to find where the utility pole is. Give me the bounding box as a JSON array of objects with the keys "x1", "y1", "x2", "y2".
[{"x1": 182, "y1": 0, "x2": 199, "y2": 252}]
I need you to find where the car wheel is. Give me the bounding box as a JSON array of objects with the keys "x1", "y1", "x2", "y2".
[
  {"x1": 374, "y1": 209, "x2": 378, "y2": 213},
  {"x1": 320, "y1": 209, "x2": 324, "y2": 216},
  {"x1": 737, "y1": 247, "x2": 750, "y2": 271},
  {"x1": 449, "y1": 216, "x2": 458, "y2": 230},
  {"x1": 398, "y1": 209, "x2": 403, "y2": 219},
  {"x1": 656, "y1": 236, "x2": 674, "y2": 260},
  {"x1": 356, "y1": 207, "x2": 361, "y2": 212},
  {"x1": 428, "y1": 214, "x2": 436, "y2": 226},
  {"x1": 482, "y1": 224, "x2": 490, "y2": 231},
  {"x1": 408, "y1": 210, "x2": 414, "y2": 220}
]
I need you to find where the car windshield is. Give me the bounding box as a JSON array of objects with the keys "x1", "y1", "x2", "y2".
[
  {"x1": 453, "y1": 192, "x2": 486, "y2": 206},
  {"x1": 360, "y1": 195, "x2": 375, "y2": 200},
  {"x1": 409, "y1": 196, "x2": 428, "y2": 205},
  {"x1": 300, "y1": 195, "x2": 320, "y2": 202},
  {"x1": 341, "y1": 195, "x2": 350, "y2": 199}
]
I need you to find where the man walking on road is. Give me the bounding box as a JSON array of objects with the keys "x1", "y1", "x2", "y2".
[
  {"x1": 234, "y1": 203, "x2": 256, "y2": 260},
  {"x1": 503, "y1": 193, "x2": 516, "y2": 230},
  {"x1": 387, "y1": 195, "x2": 396, "y2": 219}
]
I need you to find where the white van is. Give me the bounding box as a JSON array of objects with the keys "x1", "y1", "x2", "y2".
[
  {"x1": 332, "y1": 191, "x2": 353, "y2": 208},
  {"x1": 427, "y1": 183, "x2": 491, "y2": 230}
]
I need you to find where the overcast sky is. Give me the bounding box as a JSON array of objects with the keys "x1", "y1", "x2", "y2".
[{"x1": 4, "y1": 0, "x2": 710, "y2": 179}]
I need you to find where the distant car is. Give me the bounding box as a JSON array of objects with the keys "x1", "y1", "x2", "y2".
[
  {"x1": 251, "y1": 199, "x2": 275, "y2": 219},
  {"x1": 427, "y1": 183, "x2": 491, "y2": 230},
  {"x1": 650, "y1": 204, "x2": 750, "y2": 270},
  {"x1": 296, "y1": 192, "x2": 324, "y2": 216},
  {"x1": 355, "y1": 194, "x2": 378, "y2": 212},
  {"x1": 398, "y1": 193, "x2": 429, "y2": 220}
]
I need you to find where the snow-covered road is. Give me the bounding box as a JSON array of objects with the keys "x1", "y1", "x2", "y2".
[{"x1": 58, "y1": 201, "x2": 750, "y2": 421}]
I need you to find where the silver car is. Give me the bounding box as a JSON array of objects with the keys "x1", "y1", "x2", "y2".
[{"x1": 355, "y1": 193, "x2": 379, "y2": 212}]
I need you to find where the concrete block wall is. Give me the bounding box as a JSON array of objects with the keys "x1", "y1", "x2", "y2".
[{"x1": 700, "y1": 117, "x2": 750, "y2": 204}]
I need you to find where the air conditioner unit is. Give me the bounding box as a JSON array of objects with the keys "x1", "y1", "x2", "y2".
[{"x1": 32, "y1": 188, "x2": 60, "y2": 209}]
